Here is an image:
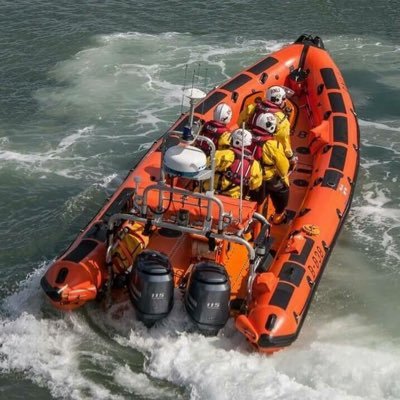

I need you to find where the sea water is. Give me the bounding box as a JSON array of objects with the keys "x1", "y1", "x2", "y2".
[{"x1": 1, "y1": 1, "x2": 400, "y2": 399}]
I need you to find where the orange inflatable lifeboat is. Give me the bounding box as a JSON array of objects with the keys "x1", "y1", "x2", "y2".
[{"x1": 41, "y1": 34, "x2": 359, "y2": 353}]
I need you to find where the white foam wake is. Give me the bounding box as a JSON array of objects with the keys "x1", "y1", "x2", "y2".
[
  {"x1": 359, "y1": 119, "x2": 400, "y2": 133},
  {"x1": 0, "y1": 264, "x2": 178, "y2": 400},
  {"x1": 105, "y1": 302, "x2": 400, "y2": 400},
  {"x1": 0, "y1": 126, "x2": 96, "y2": 177},
  {"x1": 2, "y1": 262, "x2": 400, "y2": 400}
]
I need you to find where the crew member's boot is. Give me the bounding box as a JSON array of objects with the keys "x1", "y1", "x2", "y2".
[{"x1": 270, "y1": 210, "x2": 287, "y2": 225}]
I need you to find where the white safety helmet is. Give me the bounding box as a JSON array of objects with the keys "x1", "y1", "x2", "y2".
[
  {"x1": 231, "y1": 129, "x2": 252, "y2": 148},
  {"x1": 267, "y1": 86, "x2": 286, "y2": 106},
  {"x1": 213, "y1": 103, "x2": 232, "y2": 124},
  {"x1": 255, "y1": 112, "x2": 277, "y2": 134}
]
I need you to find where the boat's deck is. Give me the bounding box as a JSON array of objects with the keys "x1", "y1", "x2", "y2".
[
  {"x1": 264, "y1": 95, "x2": 313, "y2": 249},
  {"x1": 125, "y1": 94, "x2": 313, "y2": 302}
]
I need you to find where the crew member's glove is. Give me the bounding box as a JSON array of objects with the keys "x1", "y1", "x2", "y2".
[
  {"x1": 281, "y1": 175, "x2": 290, "y2": 188},
  {"x1": 288, "y1": 154, "x2": 298, "y2": 172}
]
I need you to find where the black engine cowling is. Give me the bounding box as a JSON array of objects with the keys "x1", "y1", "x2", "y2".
[
  {"x1": 127, "y1": 250, "x2": 174, "y2": 327},
  {"x1": 184, "y1": 262, "x2": 231, "y2": 335}
]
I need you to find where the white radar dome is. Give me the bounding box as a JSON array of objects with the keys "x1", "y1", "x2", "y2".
[{"x1": 164, "y1": 144, "x2": 207, "y2": 178}]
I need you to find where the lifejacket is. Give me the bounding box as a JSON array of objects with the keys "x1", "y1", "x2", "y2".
[
  {"x1": 221, "y1": 148, "x2": 253, "y2": 189},
  {"x1": 247, "y1": 100, "x2": 281, "y2": 129},
  {"x1": 111, "y1": 222, "x2": 149, "y2": 274},
  {"x1": 199, "y1": 120, "x2": 228, "y2": 154},
  {"x1": 248, "y1": 127, "x2": 274, "y2": 161}
]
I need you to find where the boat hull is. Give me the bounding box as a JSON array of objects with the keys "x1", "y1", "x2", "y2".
[{"x1": 41, "y1": 35, "x2": 359, "y2": 352}]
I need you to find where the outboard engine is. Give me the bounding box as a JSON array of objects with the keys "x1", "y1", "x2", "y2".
[
  {"x1": 127, "y1": 250, "x2": 174, "y2": 327},
  {"x1": 184, "y1": 262, "x2": 231, "y2": 335}
]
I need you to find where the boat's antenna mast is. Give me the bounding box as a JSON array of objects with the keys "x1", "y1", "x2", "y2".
[
  {"x1": 201, "y1": 67, "x2": 208, "y2": 115},
  {"x1": 187, "y1": 69, "x2": 196, "y2": 130},
  {"x1": 239, "y1": 123, "x2": 245, "y2": 224},
  {"x1": 196, "y1": 62, "x2": 201, "y2": 87},
  {"x1": 182, "y1": 88, "x2": 206, "y2": 142},
  {"x1": 190, "y1": 68, "x2": 196, "y2": 93},
  {"x1": 180, "y1": 64, "x2": 189, "y2": 115}
]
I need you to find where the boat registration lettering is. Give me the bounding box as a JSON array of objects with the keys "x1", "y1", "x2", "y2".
[{"x1": 307, "y1": 245, "x2": 324, "y2": 279}]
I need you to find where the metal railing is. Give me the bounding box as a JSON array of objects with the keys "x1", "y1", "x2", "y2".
[{"x1": 104, "y1": 129, "x2": 272, "y2": 309}]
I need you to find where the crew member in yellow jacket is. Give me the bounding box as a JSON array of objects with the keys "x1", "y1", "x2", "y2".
[
  {"x1": 237, "y1": 87, "x2": 298, "y2": 170},
  {"x1": 211, "y1": 128, "x2": 263, "y2": 199},
  {"x1": 259, "y1": 138, "x2": 291, "y2": 224},
  {"x1": 198, "y1": 103, "x2": 233, "y2": 155},
  {"x1": 238, "y1": 86, "x2": 296, "y2": 127},
  {"x1": 252, "y1": 112, "x2": 293, "y2": 157},
  {"x1": 266, "y1": 85, "x2": 295, "y2": 122}
]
